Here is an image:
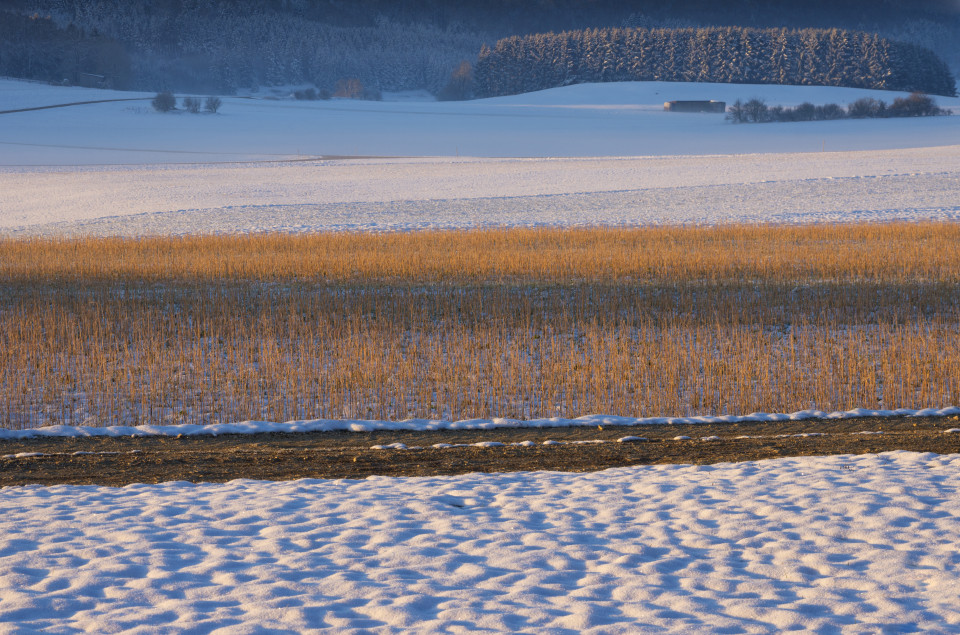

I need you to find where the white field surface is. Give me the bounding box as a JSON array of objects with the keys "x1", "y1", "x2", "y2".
[
  {"x1": 2, "y1": 452, "x2": 960, "y2": 633},
  {"x1": 1, "y1": 78, "x2": 960, "y2": 235},
  {"x1": 4, "y1": 77, "x2": 960, "y2": 633}
]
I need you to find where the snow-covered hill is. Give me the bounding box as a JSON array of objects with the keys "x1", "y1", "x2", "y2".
[
  {"x1": 2, "y1": 78, "x2": 958, "y2": 164},
  {"x1": 1, "y1": 78, "x2": 959, "y2": 235}
]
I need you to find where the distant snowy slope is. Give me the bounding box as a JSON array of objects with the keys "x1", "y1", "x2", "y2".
[
  {"x1": 489, "y1": 78, "x2": 960, "y2": 110},
  {"x1": 2, "y1": 78, "x2": 959, "y2": 234},
  {"x1": 0, "y1": 79, "x2": 153, "y2": 111},
  {"x1": 1, "y1": 79, "x2": 958, "y2": 165},
  {"x1": 3, "y1": 146, "x2": 960, "y2": 235}
]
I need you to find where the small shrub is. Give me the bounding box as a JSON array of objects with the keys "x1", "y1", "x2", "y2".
[
  {"x1": 204, "y1": 96, "x2": 222, "y2": 113},
  {"x1": 791, "y1": 102, "x2": 816, "y2": 121},
  {"x1": 151, "y1": 91, "x2": 176, "y2": 112},
  {"x1": 816, "y1": 103, "x2": 845, "y2": 120},
  {"x1": 726, "y1": 99, "x2": 746, "y2": 123},
  {"x1": 294, "y1": 87, "x2": 317, "y2": 100},
  {"x1": 182, "y1": 96, "x2": 201, "y2": 113},
  {"x1": 743, "y1": 98, "x2": 770, "y2": 123},
  {"x1": 318, "y1": 89, "x2": 332, "y2": 100},
  {"x1": 848, "y1": 97, "x2": 886, "y2": 118},
  {"x1": 889, "y1": 92, "x2": 945, "y2": 117}
]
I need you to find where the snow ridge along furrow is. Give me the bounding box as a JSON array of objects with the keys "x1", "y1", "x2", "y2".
[{"x1": 2, "y1": 406, "x2": 959, "y2": 439}]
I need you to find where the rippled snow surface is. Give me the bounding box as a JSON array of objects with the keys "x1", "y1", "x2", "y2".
[{"x1": 1, "y1": 452, "x2": 959, "y2": 633}]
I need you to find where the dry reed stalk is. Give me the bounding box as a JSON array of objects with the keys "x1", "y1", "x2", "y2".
[
  {"x1": 3, "y1": 222, "x2": 960, "y2": 285},
  {"x1": 2, "y1": 223, "x2": 960, "y2": 428}
]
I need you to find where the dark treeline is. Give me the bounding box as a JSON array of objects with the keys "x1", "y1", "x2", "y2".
[
  {"x1": 0, "y1": 1, "x2": 488, "y2": 93},
  {"x1": 728, "y1": 93, "x2": 950, "y2": 124},
  {"x1": 0, "y1": 12, "x2": 131, "y2": 87},
  {"x1": 0, "y1": 0, "x2": 958, "y2": 94},
  {"x1": 474, "y1": 28, "x2": 956, "y2": 97},
  {"x1": 6, "y1": 0, "x2": 957, "y2": 34}
]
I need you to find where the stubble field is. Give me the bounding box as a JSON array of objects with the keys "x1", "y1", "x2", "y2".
[{"x1": 4, "y1": 222, "x2": 959, "y2": 430}]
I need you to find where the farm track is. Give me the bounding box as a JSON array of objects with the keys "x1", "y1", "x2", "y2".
[
  {"x1": 1, "y1": 416, "x2": 958, "y2": 487},
  {"x1": 0, "y1": 97, "x2": 150, "y2": 115}
]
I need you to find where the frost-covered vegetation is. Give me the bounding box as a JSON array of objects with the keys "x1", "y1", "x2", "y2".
[
  {"x1": 4, "y1": 224, "x2": 960, "y2": 429},
  {"x1": 0, "y1": 3, "x2": 485, "y2": 93},
  {"x1": 475, "y1": 28, "x2": 956, "y2": 97},
  {"x1": 1, "y1": 0, "x2": 959, "y2": 95}
]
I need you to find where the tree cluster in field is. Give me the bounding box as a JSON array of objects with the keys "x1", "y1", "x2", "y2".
[
  {"x1": 474, "y1": 27, "x2": 957, "y2": 98},
  {"x1": 727, "y1": 93, "x2": 950, "y2": 124},
  {"x1": 151, "y1": 92, "x2": 221, "y2": 114}
]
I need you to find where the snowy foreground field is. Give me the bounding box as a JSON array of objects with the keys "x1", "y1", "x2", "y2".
[
  {"x1": 2, "y1": 452, "x2": 960, "y2": 633},
  {"x1": 4, "y1": 78, "x2": 960, "y2": 632}
]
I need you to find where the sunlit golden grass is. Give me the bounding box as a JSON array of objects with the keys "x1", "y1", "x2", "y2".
[
  {"x1": 2, "y1": 223, "x2": 959, "y2": 429},
  {"x1": 3, "y1": 222, "x2": 960, "y2": 285}
]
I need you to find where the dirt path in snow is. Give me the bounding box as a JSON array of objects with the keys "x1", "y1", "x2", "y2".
[
  {"x1": 0, "y1": 97, "x2": 150, "y2": 115},
  {"x1": 1, "y1": 415, "x2": 958, "y2": 487}
]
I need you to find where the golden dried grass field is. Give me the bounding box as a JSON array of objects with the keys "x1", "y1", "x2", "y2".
[{"x1": 2, "y1": 223, "x2": 959, "y2": 429}]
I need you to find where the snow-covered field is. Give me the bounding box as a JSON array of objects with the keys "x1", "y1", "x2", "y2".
[
  {"x1": 2, "y1": 78, "x2": 959, "y2": 235},
  {"x1": 4, "y1": 77, "x2": 960, "y2": 632},
  {"x1": 2, "y1": 452, "x2": 960, "y2": 633},
  {"x1": 2, "y1": 79, "x2": 958, "y2": 163}
]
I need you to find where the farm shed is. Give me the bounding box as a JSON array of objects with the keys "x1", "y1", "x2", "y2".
[{"x1": 664, "y1": 100, "x2": 726, "y2": 113}]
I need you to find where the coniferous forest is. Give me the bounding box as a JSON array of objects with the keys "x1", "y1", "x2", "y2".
[
  {"x1": 474, "y1": 28, "x2": 957, "y2": 98},
  {"x1": 0, "y1": 0, "x2": 958, "y2": 97}
]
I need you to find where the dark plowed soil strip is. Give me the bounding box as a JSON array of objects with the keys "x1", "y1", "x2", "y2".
[{"x1": 1, "y1": 416, "x2": 958, "y2": 487}]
